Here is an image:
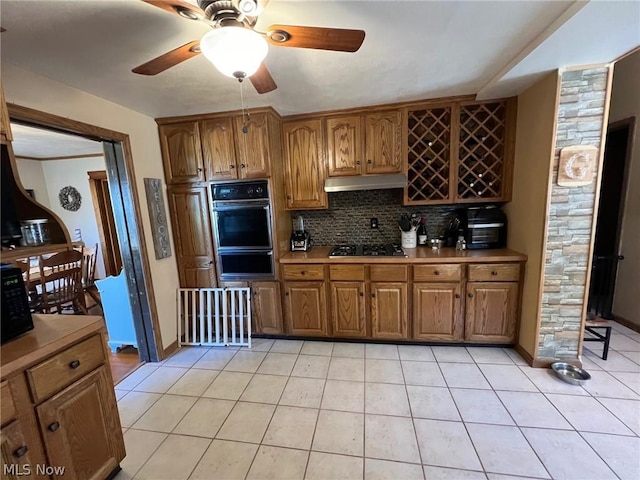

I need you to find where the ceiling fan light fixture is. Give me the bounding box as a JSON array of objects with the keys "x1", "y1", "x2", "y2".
[{"x1": 200, "y1": 26, "x2": 268, "y2": 78}]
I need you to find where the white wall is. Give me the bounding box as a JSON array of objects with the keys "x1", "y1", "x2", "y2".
[
  {"x1": 608, "y1": 50, "x2": 640, "y2": 327},
  {"x1": 2, "y1": 62, "x2": 180, "y2": 352},
  {"x1": 15, "y1": 158, "x2": 50, "y2": 207}
]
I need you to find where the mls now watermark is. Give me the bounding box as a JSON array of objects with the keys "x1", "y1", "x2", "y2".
[{"x1": 4, "y1": 464, "x2": 66, "y2": 476}]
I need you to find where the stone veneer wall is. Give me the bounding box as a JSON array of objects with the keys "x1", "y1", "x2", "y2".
[
  {"x1": 293, "y1": 189, "x2": 461, "y2": 245},
  {"x1": 537, "y1": 67, "x2": 611, "y2": 360}
]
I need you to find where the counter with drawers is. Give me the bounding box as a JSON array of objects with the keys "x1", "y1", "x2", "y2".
[{"x1": 1, "y1": 314, "x2": 125, "y2": 480}]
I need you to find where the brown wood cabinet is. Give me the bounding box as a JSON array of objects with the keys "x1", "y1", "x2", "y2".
[
  {"x1": 159, "y1": 122, "x2": 204, "y2": 184},
  {"x1": 326, "y1": 115, "x2": 363, "y2": 177},
  {"x1": 252, "y1": 281, "x2": 283, "y2": 334},
  {"x1": 283, "y1": 281, "x2": 328, "y2": 336},
  {"x1": 0, "y1": 83, "x2": 12, "y2": 143},
  {"x1": 370, "y1": 282, "x2": 408, "y2": 339},
  {"x1": 167, "y1": 186, "x2": 216, "y2": 288},
  {"x1": 465, "y1": 281, "x2": 518, "y2": 343},
  {"x1": 330, "y1": 282, "x2": 367, "y2": 337},
  {"x1": 1, "y1": 315, "x2": 125, "y2": 480},
  {"x1": 363, "y1": 111, "x2": 402, "y2": 174},
  {"x1": 282, "y1": 119, "x2": 327, "y2": 210},
  {"x1": 413, "y1": 283, "x2": 463, "y2": 341},
  {"x1": 233, "y1": 113, "x2": 271, "y2": 179},
  {"x1": 200, "y1": 117, "x2": 238, "y2": 181}
]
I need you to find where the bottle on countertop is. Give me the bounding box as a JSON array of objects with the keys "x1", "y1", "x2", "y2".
[
  {"x1": 456, "y1": 230, "x2": 467, "y2": 251},
  {"x1": 417, "y1": 217, "x2": 428, "y2": 246}
]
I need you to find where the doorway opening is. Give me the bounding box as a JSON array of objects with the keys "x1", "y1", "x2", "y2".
[
  {"x1": 8, "y1": 104, "x2": 164, "y2": 378},
  {"x1": 587, "y1": 118, "x2": 634, "y2": 319}
]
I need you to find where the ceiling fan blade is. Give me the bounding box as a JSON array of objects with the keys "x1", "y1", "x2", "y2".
[
  {"x1": 249, "y1": 63, "x2": 277, "y2": 94},
  {"x1": 143, "y1": 0, "x2": 205, "y2": 20},
  {"x1": 266, "y1": 25, "x2": 365, "y2": 52},
  {"x1": 132, "y1": 41, "x2": 201, "y2": 75}
]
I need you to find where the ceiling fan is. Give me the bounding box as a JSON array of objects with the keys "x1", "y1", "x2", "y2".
[{"x1": 133, "y1": 0, "x2": 366, "y2": 94}]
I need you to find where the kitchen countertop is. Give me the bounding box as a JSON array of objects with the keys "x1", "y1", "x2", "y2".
[{"x1": 280, "y1": 247, "x2": 527, "y2": 264}]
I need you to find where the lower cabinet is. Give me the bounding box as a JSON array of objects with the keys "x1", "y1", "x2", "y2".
[
  {"x1": 283, "y1": 281, "x2": 328, "y2": 336},
  {"x1": 464, "y1": 282, "x2": 519, "y2": 343},
  {"x1": 252, "y1": 281, "x2": 283, "y2": 334},
  {"x1": 370, "y1": 282, "x2": 408, "y2": 339},
  {"x1": 330, "y1": 282, "x2": 366, "y2": 337},
  {"x1": 37, "y1": 367, "x2": 122, "y2": 480},
  {"x1": 1, "y1": 419, "x2": 44, "y2": 479},
  {"x1": 413, "y1": 283, "x2": 463, "y2": 341}
]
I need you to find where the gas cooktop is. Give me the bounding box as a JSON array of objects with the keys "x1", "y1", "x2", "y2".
[{"x1": 328, "y1": 244, "x2": 407, "y2": 258}]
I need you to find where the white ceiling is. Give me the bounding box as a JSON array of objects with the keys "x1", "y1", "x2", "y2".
[
  {"x1": 0, "y1": 0, "x2": 638, "y2": 119},
  {"x1": 11, "y1": 123, "x2": 103, "y2": 159}
]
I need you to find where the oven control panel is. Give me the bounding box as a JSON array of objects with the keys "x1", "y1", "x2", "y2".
[{"x1": 212, "y1": 181, "x2": 269, "y2": 201}]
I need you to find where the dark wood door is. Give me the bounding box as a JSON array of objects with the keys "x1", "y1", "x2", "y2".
[
  {"x1": 159, "y1": 122, "x2": 204, "y2": 184},
  {"x1": 465, "y1": 282, "x2": 518, "y2": 343},
  {"x1": 370, "y1": 282, "x2": 407, "y2": 339},
  {"x1": 282, "y1": 120, "x2": 327, "y2": 209},
  {"x1": 330, "y1": 281, "x2": 366, "y2": 337},
  {"x1": 36, "y1": 367, "x2": 125, "y2": 480},
  {"x1": 364, "y1": 111, "x2": 402, "y2": 174},
  {"x1": 283, "y1": 281, "x2": 328, "y2": 336},
  {"x1": 88, "y1": 171, "x2": 122, "y2": 277},
  {"x1": 252, "y1": 281, "x2": 283, "y2": 334},
  {"x1": 201, "y1": 117, "x2": 238, "y2": 181},
  {"x1": 234, "y1": 113, "x2": 271, "y2": 179},
  {"x1": 167, "y1": 186, "x2": 216, "y2": 288},
  {"x1": 413, "y1": 282, "x2": 463, "y2": 341}
]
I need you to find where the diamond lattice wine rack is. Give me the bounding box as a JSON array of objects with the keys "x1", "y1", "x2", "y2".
[
  {"x1": 406, "y1": 106, "x2": 452, "y2": 204},
  {"x1": 457, "y1": 101, "x2": 507, "y2": 201}
]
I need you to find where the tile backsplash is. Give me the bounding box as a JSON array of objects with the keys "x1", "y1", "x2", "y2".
[{"x1": 293, "y1": 189, "x2": 459, "y2": 245}]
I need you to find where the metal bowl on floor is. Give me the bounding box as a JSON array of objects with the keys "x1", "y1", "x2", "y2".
[{"x1": 551, "y1": 362, "x2": 591, "y2": 385}]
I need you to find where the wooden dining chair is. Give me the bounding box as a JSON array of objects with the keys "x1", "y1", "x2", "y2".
[
  {"x1": 81, "y1": 244, "x2": 101, "y2": 308},
  {"x1": 34, "y1": 250, "x2": 87, "y2": 314}
]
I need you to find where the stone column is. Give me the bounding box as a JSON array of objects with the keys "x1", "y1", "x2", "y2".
[{"x1": 536, "y1": 66, "x2": 614, "y2": 363}]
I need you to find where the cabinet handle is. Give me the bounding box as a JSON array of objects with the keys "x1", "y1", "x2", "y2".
[
  {"x1": 301, "y1": 271, "x2": 305, "y2": 275},
  {"x1": 359, "y1": 292, "x2": 364, "y2": 297},
  {"x1": 371, "y1": 292, "x2": 376, "y2": 298},
  {"x1": 229, "y1": 164, "x2": 235, "y2": 169},
  {"x1": 197, "y1": 167, "x2": 203, "y2": 172},
  {"x1": 434, "y1": 271, "x2": 440, "y2": 275},
  {"x1": 285, "y1": 292, "x2": 289, "y2": 296},
  {"x1": 240, "y1": 164, "x2": 246, "y2": 168},
  {"x1": 287, "y1": 195, "x2": 292, "y2": 200},
  {"x1": 13, "y1": 445, "x2": 28, "y2": 458},
  {"x1": 356, "y1": 160, "x2": 361, "y2": 165},
  {"x1": 48, "y1": 422, "x2": 60, "y2": 432},
  {"x1": 367, "y1": 159, "x2": 372, "y2": 164},
  {"x1": 491, "y1": 271, "x2": 498, "y2": 276},
  {"x1": 468, "y1": 293, "x2": 474, "y2": 298},
  {"x1": 69, "y1": 359, "x2": 81, "y2": 369},
  {"x1": 209, "y1": 260, "x2": 214, "y2": 265},
  {"x1": 455, "y1": 294, "x2": 460, "y2": 299}
]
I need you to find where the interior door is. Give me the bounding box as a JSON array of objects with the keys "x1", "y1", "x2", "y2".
[{"x1": 88, "y1": 171, "x2": 122, "y2": 277}]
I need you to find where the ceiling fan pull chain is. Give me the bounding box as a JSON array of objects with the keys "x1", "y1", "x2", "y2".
[{"x1": 239, "y1": 78, "x2": 250, "y2": 133}]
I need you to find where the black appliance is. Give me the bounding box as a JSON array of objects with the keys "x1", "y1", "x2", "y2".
[
  {"x1": 328, "y1": 244, "x2": 407, "y2": 258},
  {"x1": 1, "y1": 264, "x2": 34, "y2": 344},
  {"x1": 211, "y1": 181, "x2": 274, "y2": 280},
  {"x1": 290, "y1": 215, "x2": 312, "y2": 252},
  {"x1": 452, "y1": 206, "x2": 507, "y2": 250}
]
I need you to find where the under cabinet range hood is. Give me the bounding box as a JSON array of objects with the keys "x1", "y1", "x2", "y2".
[{"x1": 324, "y1": 173, "x2": 407, "y2": 193}]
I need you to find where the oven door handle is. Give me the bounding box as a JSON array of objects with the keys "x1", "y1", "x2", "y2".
[{"x1": 212, "y1": 201, "x2": 270, "y2": 210}]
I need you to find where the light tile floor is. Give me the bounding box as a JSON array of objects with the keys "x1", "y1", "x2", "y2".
[{"x1": 114, "y1": 321, "x2": 640, "y2": 480}]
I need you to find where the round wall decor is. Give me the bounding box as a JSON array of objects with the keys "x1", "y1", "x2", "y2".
[{"x1": 59, "y1": 186, "x2": 82, "y2": 211}]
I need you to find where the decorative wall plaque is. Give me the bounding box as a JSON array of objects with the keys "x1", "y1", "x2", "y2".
[
  {"x1": 144, "y1": 178, "x2": 172, "y2": 259},
  {"x1": 558, "y1": 145, "x2": 598, "y2": 186}
]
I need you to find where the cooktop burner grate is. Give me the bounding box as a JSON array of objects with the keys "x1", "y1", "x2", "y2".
[{"x1": 328, "y1": 244, "x2": 406, "y2": 257}]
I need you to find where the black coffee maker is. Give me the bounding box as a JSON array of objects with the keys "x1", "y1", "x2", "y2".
[{"x1": 290, "y1": 215, "x2": 312, "y2": 252}]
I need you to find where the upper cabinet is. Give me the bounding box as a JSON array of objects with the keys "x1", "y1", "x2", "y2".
[
  {"x1": 325, "y1": 111, "x2": 402, "y2": 177},
  {"x1": 160, "y1": 111, "x2": 275, "y2": 184},
  {"x1": 0, "y1": 83, "x2": 12, "y2": 143},
  {"x1": 282, "y1": 119, "x2": 327, "y2": 210},
  {"x1": 159, "y1": 122, "x2": 204, "y2": 184},
  {"x1": 404, "y1": 98, "x2": 516, "y2": 205}
]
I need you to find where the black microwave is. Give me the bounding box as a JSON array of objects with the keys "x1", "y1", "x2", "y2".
[
  {"x1": 463, "y1": 206, "x2": 508, "y2": 250},
  {"x1": 1, "y1": 264, "x2": 34, "y2": 344}
]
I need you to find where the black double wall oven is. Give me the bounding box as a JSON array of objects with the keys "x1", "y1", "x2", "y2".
[{"x1": 211, "y1": 180, "x2": 274, "y2": 280}]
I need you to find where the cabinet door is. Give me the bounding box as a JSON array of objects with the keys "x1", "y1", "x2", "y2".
[
  {"x1": 159, "y1": 122, "x2": 204, "y2": 184},
  {"x1": 413, "y1": 283, "x2": 463, "y2": 341},
  {"x1": 465, "y1": 282, "x2": 518, "y2": 343},
  {"x1": 252, "y1": 281, "x2": 283, "y2": 334},
  {"x1": 364, "y1": 111, "x2": 402, "y2": 174},
  {"x1": 283, "y1": 281, "x2": 328, "y2": 336},
  {"x1": 1, "y1": 421, "x2": 39, "y2": 479},
  {"x1": 0, "y1": 83, "x2": 12, "y2": 142},
  {"x1": 201, "y1": 117, "x2": 238, "y2": 181},
  {"x1": 283, "y1": 119, "x2": 327, "y2": 209},
  {"x1": 234, "y1": 113, "x2": 270, "y2": 179},
  {"x1": 330, "y1": 282, "x2": 366, "y2": 337},
  {"x1": 168, "y1": 186, "x2": 216, "y2": 287},
  {"x1": 37, "y1": 367, "x2": 125, "y2": 480},
  {"x1": 326, "y1": 115, "x2": 362, "y2": 177},
  {"x1": 370, "y1": 282, "x2": 408, "y2": 339}
]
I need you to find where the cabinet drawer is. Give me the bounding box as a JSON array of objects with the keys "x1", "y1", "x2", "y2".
[
  {"x1": 413, "y1": 264, "x2": 462, "y2": 282},
  {"x1": 1, "y1": 381, "x2": 16, "y2": 426},
  {"x1": 330, "y1": 265, "x2": 365, "y2": 281},
  {"x1": 282, "y1": 264, "x2": 325, "y2": 281},
  {"x1": 370, "y1": 265, "x2": 408, "y2": 282},
  {"x1": 468, "y1": 264, "x2": 520, "y2": 282},
  {"x1": 27, "y1": 334, "x2": 105, "y2": 403}
]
